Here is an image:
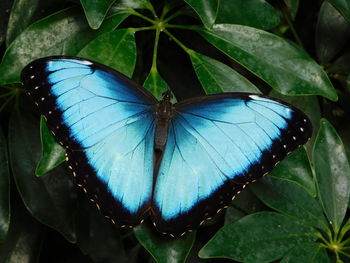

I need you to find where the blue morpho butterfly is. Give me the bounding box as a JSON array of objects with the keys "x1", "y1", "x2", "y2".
[{"x1": 21, "y1": 56, "x2": 312, "y2": 237}]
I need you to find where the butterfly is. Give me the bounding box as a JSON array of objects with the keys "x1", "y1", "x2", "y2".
[{"x1": 21, "y1": 56, "x2": 312, "y2": 237}]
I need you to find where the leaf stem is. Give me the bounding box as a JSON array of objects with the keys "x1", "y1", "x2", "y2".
[
  {"x1": 166, "y1": 24, "x2": 201, "y2": 31},
  {"x1": 129, "y1": 10, "x2": 155, "y2": 24},
  {"x1": 151, "y1": 28, "x2": 161, "y2": 71},
  {"x1": 163, "y1": 29, "x2": 191, "y2": 54},
  {"x1": 278, "y1": 1, "x2": 304, "y2": 48},
  {"x1": 163, "y1": 9, "x2": 186, "y2": 23}
]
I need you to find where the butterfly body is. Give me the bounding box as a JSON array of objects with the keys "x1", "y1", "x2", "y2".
[{"x1": 21, "y1": 56, "x2": 312, "y2": 236}]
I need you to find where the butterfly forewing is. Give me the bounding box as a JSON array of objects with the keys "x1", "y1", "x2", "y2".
[{"x1": 21, "y1": 57, "x2": 157, "y2": 227}]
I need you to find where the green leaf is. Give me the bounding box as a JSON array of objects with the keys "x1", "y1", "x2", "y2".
[
  {"x1": 134, "y1": 223, "x2": 195, "y2": 263},
  {"x1": 199, "y1": 24, "x2": 338, "y2": 101},
  {"x1": 313, "y1": 118, "x2": 350, "y2": 232},
  {"x1": 199, "y1": 212, "x2": 317, "y2": 262},
  {"x1": 8, "y1": 109, "x2": 77, "y2": 242},
  {"x1": 144, "y1": 68, "x2": 170, "y2": 100},
  {"x1": 183, "y1": 0, "x2": 218, "y2": 28},
  {"x1": 269, "y1": 147, "x2": 316, "y2": 197},
  {"x1": 76, "y1": 197, "x2": 127, "y2": 263},
  {"x1": 0, "y1": 7, "x2": 126, "y2": 85},
  {"x1": 215, "y1": 0, "x2": 280, "y2": 30},
  {"x1": 81, "y1": 0, "x2": 117, "y2": 29},
  {"x1": 252, "y1": 177, "x2": 328, "y2": 232},
  {"x1": 35, "y1": 116, "x2": 65, "y2": 177},
  {"x1": 327, "y1": 0, "x2": 350, "y2": 23},
  {"x1": 316, "y1": 1, "x2": 350, "y2": 63},
  {"x1": 281, "y1": 242, "x2": 330, "y2": 263},
  {"x1": 189, "y1": 51, "x2": 260, "y2": 94},
  {"x1": 6, "y1": 0, "x2": 40, "y2": 46},
  {"x1": 284, "y1": 0, "x2": 300, "y2": 19},
  {"x1": 78, "y1": 29, "x2": 136, "y2": 77},
  {"x1": 111, "y1": 0, "x2": 150, "y2": 10},
  {"x1": 231, "y1": 188, "x2": 267, "y2": 215},
  {"x1": 0, "y1": 129, "x2": 10, "y2": 246},
  {"x1": 0, "y1": 199, "x2": 44, "y2": 263}
]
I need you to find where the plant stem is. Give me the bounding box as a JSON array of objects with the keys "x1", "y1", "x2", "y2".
[
  {"x1": 129, "y1": 10, "x2": 155, "y2": 24},
  {"x1": 166, "y1": 24, "x2": 201, "y2": 31},
  {"x1": 163, "y1": 9, "x2": 186, "y2": 23},
  {"x1": 279, "y1": 1, "x2": 304, "y2": 48},
  {"x1": 151, "y1": 28, "x2": 161, "y2": 71},
  {"x1": 163, "y1": 29, "x2": 191, "y2": 54}
]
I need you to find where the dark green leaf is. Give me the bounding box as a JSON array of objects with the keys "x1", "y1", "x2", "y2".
[
  {"x1": 199, "y1": 25, "x2": 338, "y2": 101},
  {"x1": 35, "y1": 116, "x2": 65, "y2": 177},
  {"x1": 8, "y1": 109, "x2": 77, "y2": 242},
  {"x1": 144, "y1": 68, "x2": 170, "y2": 100},
  {"x1": 0, "y1": 129, "x2": 10, "y2": 246},
  {"x1": 81, "y1": 0, "x2": 117, "y2": 29},
  {"x1": 313, "y1": 118, "x2": 350, "y2": 232},
  {"x1": 281, "y1": 242, "x2": 330, "y2": 263},
  {"x1": 5, "y1": 0, "x2": 65, "y2": 47},
  {"x1": 76, "y1": 197, "x2": 127, "y2": 263},
  {"x1": 0, "y1": 0, "x2": 11, "y2": 46},
  {"x1": 0, "y1": 7, "x2": 126, "y2": 85},
  {"x1": 134, "y1": 223, "x2": 195, "y2": 263},
  {"x1": 78, "y1": 29, "x2": 136, "y2": 77},
  {"x1": 284, "y1": 0, "x2": 300, "y2": 19},
  {"x1": 111, "y1": 0, "x2": 150, "y2": 10},
  {"x1": 327, "y1": 0, "x2": 350, "y2": 23},
  {"x1": 232, "y1": 188, "x2": 267, "y2": 215},
  {"x1": 0, "y1": 198, "x2": 44, "y2": 263},
  {"x1": 316, "y1": 1, "x2": 350, "y2": 63},
  {"x1": 6, "y1": 0, "x2": 41, "y2": 47},
  {"x1": 215, "y1": 0, "x2": 280, "y2": 30},
  {"x1": 189, "y1": 51, "x2": 260, "y2": 94},
  {"x1": 269, "y1": 147, "x2": 316, "y2": 196},
  {"x1": 252, "y1": 177, "x2": 328, "y2": 232},
  {"x1": 199, "y1": 212, "x2": 317, "y2": 262},
  {"x1": 183, "y1": 0, "x2": 218, "y2": 28}
]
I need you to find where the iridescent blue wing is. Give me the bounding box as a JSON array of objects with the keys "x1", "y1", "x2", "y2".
[
  {"x1": 152, "y1": 93, "x2": 312, "y2": 236},
  {"x1": 21, "y1": 57, "x2": 157, "y2": 227}
]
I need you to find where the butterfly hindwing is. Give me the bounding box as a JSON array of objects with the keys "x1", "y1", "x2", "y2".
[
  {"x1": 152, "y1": 93, "x2": 312, "y2": 235},
  {"x1": 21, "y1": 57, "x2": 157, "y2": 226}
]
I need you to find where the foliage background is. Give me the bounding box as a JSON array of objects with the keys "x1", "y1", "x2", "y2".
[{"x1": 0, "y1": 0, "x2": 350, "y2": 262}]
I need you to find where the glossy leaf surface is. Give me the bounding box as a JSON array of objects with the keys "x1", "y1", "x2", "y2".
[
  {"x1": 8, "y1": 109, "x2": 77, "y2": 242},
  {"x1": 252, "y1": 177, "x2": 327, "y2": 232},
  {"x1": 183, "y1": 0, "x2": 218, "y2": 28},
  {"x1": 134, "y1": 223, "x2": 195, "y2": 263},
  {"x1": 35, "y1": 117, "x2": 65, "y2": 177},
  {"x1": 328, "y1": 0, "x2": 350, "y2": 23},
  {"x1": 81, "y1": 0, "x2": 117, "y2": 29},
  {"x1": 0, "y1": 129, "x2": 10, "y2": 246},
  {"x1": 281, "y1": 242, "x2": 330, "y2": 263},
  {"x1": 78, "y1": 29, "x2": 136, "y2": 77},
  {"x1": 199, "y1": 212, "x2": 317, "y2": 262},
  {"x1": 316, "y1": 1, "x2": 350, "y2": 63},
  {"x1": 313, "y1": 118, "x2": 350, "y2": 232},
  {"x1": 0, "y1": 7, "x2": 128, "y2": 85},
  {"x1": 215, "y1": 0, "x2": 280, "y2": 30},
  {"x1": 189, "y1": 51, "x2": 260, "y2": 94},
  {"x1": 0, "y1": 198, "x2": 44, "y2": 263},
  {"x1": 144, "y1": 69, "x2": 170, "y2": 100},
  {"x1": 199, "y1": 24, "x2": 338, "y2": 101},
  {"x1": 269, "y1": 147, "x2": 315, "y2": 196}
]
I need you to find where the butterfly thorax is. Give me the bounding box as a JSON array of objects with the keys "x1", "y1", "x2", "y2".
[{"x1": 154, "y1": 92, "x2": 174, "y2": 157}]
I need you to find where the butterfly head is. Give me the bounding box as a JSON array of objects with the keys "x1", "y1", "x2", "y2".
[
  {"x1": 157, "y1": 91, "x2": 174, "y2": 121},
  {"x1": 161, "y1": 90, "x2": 172, "y2": 101}
]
